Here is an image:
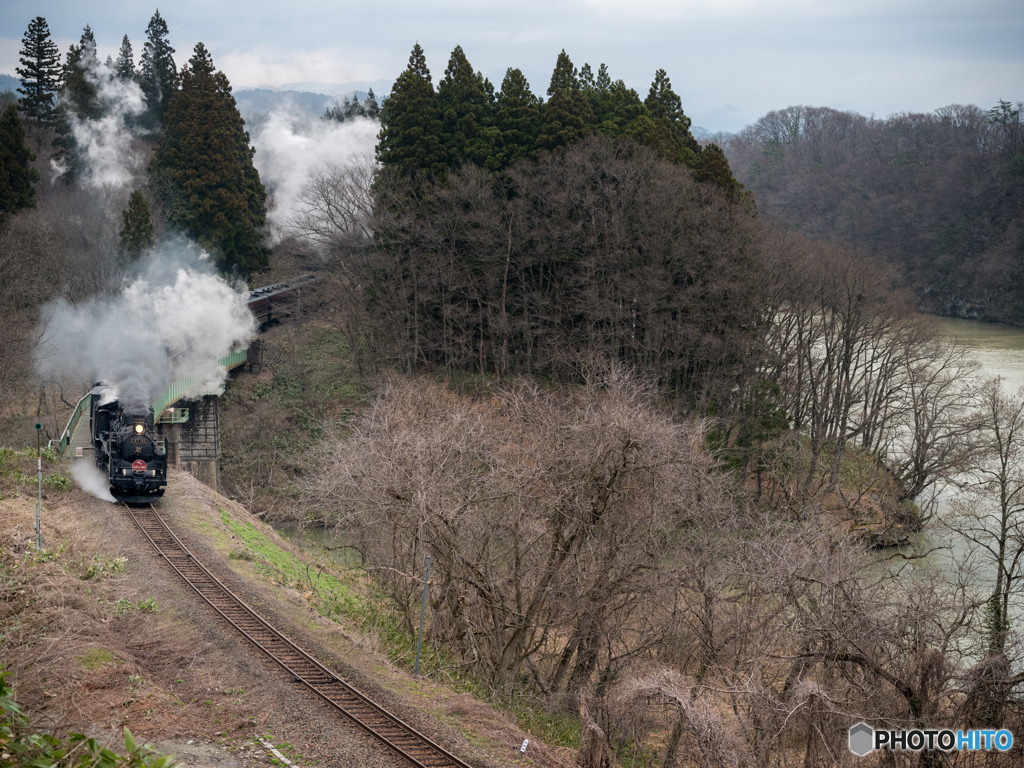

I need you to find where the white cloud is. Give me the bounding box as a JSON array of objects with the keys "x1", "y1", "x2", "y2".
[
  {"x1": 2, "y1": 0, "x2": 1020, "y2": 139},
  {"x1": 218, "y1": 48, "x2": 391, "y2": 89}
]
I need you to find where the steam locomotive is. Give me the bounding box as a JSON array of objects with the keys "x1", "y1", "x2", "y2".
[{"x1": 90, "y1": 384, "x2": 167, "y2": 503}]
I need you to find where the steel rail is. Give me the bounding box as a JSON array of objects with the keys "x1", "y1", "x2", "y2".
[{"x1": 122, "y1": 503, "x2": 474, "y2": 768}]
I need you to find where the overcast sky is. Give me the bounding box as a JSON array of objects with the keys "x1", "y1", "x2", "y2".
[{"x1": 2, "y1": 0, "x2": 1021, "y2": 132}]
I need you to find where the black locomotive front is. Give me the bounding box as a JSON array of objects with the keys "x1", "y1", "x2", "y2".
[{"x1": 90, "y1": 385, "x2": 167, "y2": 503}]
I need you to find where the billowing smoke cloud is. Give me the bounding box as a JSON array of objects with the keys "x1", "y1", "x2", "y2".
[
  {"x1": 71, "y1": 461, "x2": 116, "y2": 502},
  {"x1": 249, "y1": 108, "x2": 379, "y2": 239},
  {"x1": 51, "y1": 59, "x2": 147, "y2": 187},
  {"x1": 35, "y1": 241, "x2": 257, "y2": 414}
]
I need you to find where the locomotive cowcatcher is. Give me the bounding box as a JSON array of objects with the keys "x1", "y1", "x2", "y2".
[{"x1": 90, "y1": 383, "x2": 167, "y2": 503}]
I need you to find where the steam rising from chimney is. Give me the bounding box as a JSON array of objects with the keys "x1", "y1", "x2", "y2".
[
  {"x1": 51, "y1": 58, "x2": 148, "y2": 188},
  {"x1": 35, "y1": 241, "x2": 257, "y2": 414},
  {"x1": 250, "y1": 107, "x2": 379, "y2": 240}
]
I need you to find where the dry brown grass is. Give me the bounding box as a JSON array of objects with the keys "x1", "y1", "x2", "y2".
[
  {"x1": 1, "y1": 468, "x2": 577, "y2": 768},
  {"x1": 0, "y1": 486, "x2": 261, "y2": 742}
]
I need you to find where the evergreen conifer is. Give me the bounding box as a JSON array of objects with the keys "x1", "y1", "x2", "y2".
[
  {"x1": 140, "y1": 9, "x2": 176, "y2": 129},
  {"x1": 116, "y1": 35, "x2": 136, "y2": 80},
  {"x1": 150, "y1": 43, "x2": 268, "y2": 276},
  {"x1": 119, "y1": 188, "x2": 155, "y2": 258},
  {"x1": 579, "y1": 63, "x2": 595, "y2": 90},
  {"x1": 580, "y1": 62, "x2": 611, "y2": 123},
  {"x1": 595, "y1": 80, "x2": 645, "y2": 136},
  {"x1": 364, "y1": 89, "x2": 380, "y2": 119},
  {"x1": 494, "y1": 68, "x2": 541, "y2": 169},
  {"x1": 52, "y1": 26, "x2": 103, "y2": 184},
  {"x1": 376, "y1": 43, "x2": 446, "y2": 180},
  {"x1": 16, "y1": 17, "x2": 61, "y2": 125},
  {"x1": 644, "y1": 69, "x2": 701, "y2": 167},
  {"x1": 437, "y1": 45, "x2": 496, "y2": 168},
  {"x1": 692, "y1": 143, "x2": 744, "y2": 200},
  {"x1": 547, "y1": 50, "x2": 579, "y2": 94},
  {"x1": 536, "y1": 50, "x2": 594, "y2": 152},
  {"x1": 343, "y1": 94, "x2": 365, "y2": 120},
  {"x1": 51, "y1": 110, "x2": 82, "y2": 184},
  {"x1": 0, "y1": 103, "x2": 39, "y2": 213},
  {"x1": 62, "y1": 26, "x2": 101, "y2": 120}
]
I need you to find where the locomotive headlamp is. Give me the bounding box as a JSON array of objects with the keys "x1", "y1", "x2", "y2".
[{"x1": 135, "y1": 424, "x2": 144, "y2": 434}]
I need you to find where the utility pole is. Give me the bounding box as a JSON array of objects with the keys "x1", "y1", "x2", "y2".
[{"x1": 34, "y1": 422, "x2": 43, "y2": 551}]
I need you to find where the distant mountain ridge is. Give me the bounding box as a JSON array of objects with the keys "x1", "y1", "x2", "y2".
[
  {"x1": 233, "y1": 88, "x2": 336, "y2": 124},
  {"x1": 233, "y1": 80, "x2": 391, "y2": 125},
  {"x1": 0, "y1": 74, "x2": 19, "y2": 94},
  {"x1": 245, "y1": 79, "x2": 392, "y2": 98}
]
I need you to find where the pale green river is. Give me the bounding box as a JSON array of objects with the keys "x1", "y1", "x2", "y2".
[
  {"x1": 937, "y1": 317, "x2": 1024, "y2": 394},
  {"x1": 915, "y1": 318, "x2": 1024, "y2": 640}
]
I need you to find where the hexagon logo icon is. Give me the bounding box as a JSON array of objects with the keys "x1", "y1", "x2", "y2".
[{"x1": 848, "y1": 722, "x2": 874, "y2": 756}]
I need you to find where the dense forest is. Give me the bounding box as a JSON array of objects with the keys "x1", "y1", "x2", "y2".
[
  {"x1": 5, "y1": 16, "x2": 1024, "y2": 766},
  {"x1": 723, "y1": 102, "x2": 1024, "y2": 324}
]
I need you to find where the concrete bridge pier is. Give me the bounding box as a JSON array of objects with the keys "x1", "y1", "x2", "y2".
[{"x1": 158, "y1": 394, "x2": 220, "y2": 493}]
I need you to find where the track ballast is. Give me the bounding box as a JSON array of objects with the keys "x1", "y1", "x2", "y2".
[{"x1": 123, "y1": 503, "x2": 474, "y2": 768}]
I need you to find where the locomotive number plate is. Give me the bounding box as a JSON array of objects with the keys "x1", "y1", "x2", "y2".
[{"x1": 132, "y1": 460, "x2": 147, "y2": 472}]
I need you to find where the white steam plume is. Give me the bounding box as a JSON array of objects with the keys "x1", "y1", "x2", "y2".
[
  {"x1": 35, "y1": 241, "x2": 257, "y2": 414},
  {"x1": 249, "y1": 108, "x2": 379, "y2": 240},
  {"x1": 71, "y1": 461, "x2": 116, "y2": 502},
  {"x1": 51, "y1": 58, "x2": 147, "y2": 188}
]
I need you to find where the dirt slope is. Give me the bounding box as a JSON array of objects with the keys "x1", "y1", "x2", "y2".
[{"x1": 0, "y1": 469, "x2": 573, "y2": 768}]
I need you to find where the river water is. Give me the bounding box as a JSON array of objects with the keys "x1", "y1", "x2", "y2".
[
  {"x1": 937, "y1": 317, "x2": 1024, "y2": 393},
  {"x1": 914, "y1": 319, "x2": 1024, "y2": 623}
]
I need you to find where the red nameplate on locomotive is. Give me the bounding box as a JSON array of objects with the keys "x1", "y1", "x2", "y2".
[{"x1": 132, "y1": 460, "x2": 147, "y2": 472}]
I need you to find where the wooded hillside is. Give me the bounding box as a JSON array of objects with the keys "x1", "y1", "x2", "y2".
[{"x1": 723, "y1": 102, "x2": 1024, "y2": 323}]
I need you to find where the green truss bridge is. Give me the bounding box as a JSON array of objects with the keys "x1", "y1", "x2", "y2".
[{"x1": 52, "y1": 348, "x2": 250, "y2": 458}]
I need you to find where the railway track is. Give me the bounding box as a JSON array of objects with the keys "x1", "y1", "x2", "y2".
[{"x1": 123, "y1": 502, "x2": 475, "y2": 768}]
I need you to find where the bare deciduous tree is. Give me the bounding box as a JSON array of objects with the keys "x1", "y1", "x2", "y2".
[
  {"x1": 307, "y1": 370, "x2": 733, "y2": 699},
  {"x1": 947, "y1": 379, "x2": 1024, "y2": 659}
]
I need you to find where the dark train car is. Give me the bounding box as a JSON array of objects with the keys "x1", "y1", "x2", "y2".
[
  {"x1": 90, "y1": 384, "x2": 167, "y2": 503},
  {"x1": 246, "y1": 274, "x2": 315, "y2": 329}
]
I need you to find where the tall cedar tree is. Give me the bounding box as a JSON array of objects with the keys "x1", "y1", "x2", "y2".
[
  {"x1": 151, "y1": 43, "x2": 268, "y2": 276},
  {"x1": 493, "y1": 68, "x2": 541, "y2": 169},
  {"x1": 594, "y1": 79, "x2": 645, "y2": 135},
  {"x1": 377, "y1": 44, "x2": 446, "y2": 180},
  {"x1": 324, "y1": 90, "x2": 380, "y2": 122},
  {"x1": 53, "y1": 26, "x2": 101, "y2": 184},
  {"x1": 536, "y1": 50, "x2": 595, "y2": 152},
  {"x1": 579, "y1": 62, "x2": 610, "y2": 122},
  {"x1": 139, "y1": 10, "x2": 176, "y2": 130},
  {"x1": 436, "y1": 46, "x2": 496, "y2": 169},
  {"x1": 693, "y1": 143, "x2": 745, "y2": 201},
  {"x1": 364, "y1": 88, "x2": 380, "y2": 119},
  {"x1": 119, "y1": 188, "x2": 155, "y2": 258},
  {"x1": 16, "y1": 17, "x2": 61, "y2": 125},
  {"x1": 0, "y1": 103, "x2": 39, "y2": 213},
  {"x1": 61, "y1": 26, "x2": 101, "y2": 120},
  {"x1": 644, "y1": 69, "x2": 701, "y2": 167},
  {"x1": 116, "y1": 35, "x2": 135, "y2": 80}
]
